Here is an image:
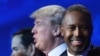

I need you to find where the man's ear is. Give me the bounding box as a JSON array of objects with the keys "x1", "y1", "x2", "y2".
[
  {"x1": 61, "y1": 27, "x2": 64, "y2": 36},
  {"x1": 52, "y1": 25, "x2": 61, "y2": 37},
  {"x1": 27, "y1": 43, "x2": 35, "y2": 56}
]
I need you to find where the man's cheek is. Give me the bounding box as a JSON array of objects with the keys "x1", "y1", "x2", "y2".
[{"x1": 17, "y1": 52, "x2": 25, "y2": 56}]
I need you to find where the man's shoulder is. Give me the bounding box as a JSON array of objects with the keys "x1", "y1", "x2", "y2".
[{"x1": 88, "y1": 46, "x2": 100, "y2": 56}]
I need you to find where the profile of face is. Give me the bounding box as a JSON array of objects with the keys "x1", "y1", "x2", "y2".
[
  {"x1": 61, "y1": 11, "x2": 93, "y2": 54},
  {"x1": 31, "y1": 18, "x2": 55, "y2": 51},
  {"x1": 11, "y1": 34, "x2": 35, "y2": 56}
]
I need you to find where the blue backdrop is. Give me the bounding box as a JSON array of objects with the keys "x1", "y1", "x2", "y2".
[{"x1": 0, "y1": 0, "x2": 100, "y2": 56}]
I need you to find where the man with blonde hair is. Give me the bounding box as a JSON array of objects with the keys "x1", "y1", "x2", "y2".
[{"x1": 31, "y1": 5, "x2": 67, "y2": 56}]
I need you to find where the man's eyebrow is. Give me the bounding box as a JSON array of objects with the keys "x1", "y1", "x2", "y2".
[{"x1": 67, "y1": 24, "x2": 75, "y2": 26}]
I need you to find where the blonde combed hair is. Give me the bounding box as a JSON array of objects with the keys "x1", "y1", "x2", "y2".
[{"x1": 30, "y1": 5, "x2": 65, "y2": 25}]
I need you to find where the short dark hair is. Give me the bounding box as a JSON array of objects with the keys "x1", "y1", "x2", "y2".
[
  {"x1": 62, "y1": 4, "x2": 92, "y2": 26},
  {"x1": 65, "y1": 4, "x2": 90, "y2": 14},
  {"x1": 13, "y1": 29, "x2": 33, "y2": 49}
]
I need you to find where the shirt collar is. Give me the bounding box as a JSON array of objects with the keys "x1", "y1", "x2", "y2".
[{"x1": 48, "y1": 43, "x2": 67, "y2": 56}]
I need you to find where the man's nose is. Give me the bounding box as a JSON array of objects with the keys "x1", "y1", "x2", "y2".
[
  {"x1": 31, "y1": 26, "x2": 37, "y2": 34},
  {"x1": 74, "y1": 28, "x2": 81, "y2": 37}
]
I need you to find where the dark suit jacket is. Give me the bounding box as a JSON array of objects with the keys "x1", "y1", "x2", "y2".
[
  {"x1": 60, "y1": 50, "x2": 67, "y2": 56},
  {"x1": 60, "y1": 46, "x2": 100, "y2": 56},
  {"x1": 87, "y1": 46, "x2": 100, "y2": 56}
]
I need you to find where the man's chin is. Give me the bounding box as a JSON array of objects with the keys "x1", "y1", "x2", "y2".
[
  {"x1": 73, "y1": 50, "x2": 83, "y2": 55},
  {"x1": 35, "y1": 44, "x2": 39, "y2": 48},
  {"x1": 70, "y1": 46, "x2": 84, "y2": 54}
]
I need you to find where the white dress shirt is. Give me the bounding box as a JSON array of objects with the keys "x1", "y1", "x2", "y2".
[{"x1": 48, "y1": 43, "x2": 67, "y2": 56}]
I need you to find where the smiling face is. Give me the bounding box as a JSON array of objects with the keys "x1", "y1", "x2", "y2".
[{"x1": 61, "y1": 11, "x2": 93, "y2": 54}]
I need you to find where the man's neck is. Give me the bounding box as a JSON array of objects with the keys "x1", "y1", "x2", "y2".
[{"x1": 43, "y1": 38, "x2": 64, "y2": 55}]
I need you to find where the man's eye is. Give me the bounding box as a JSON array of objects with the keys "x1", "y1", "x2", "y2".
[
  {"x1": 13, "y1": 47, "x2": 18, "y2": 51},
  {"x1": 35, "y1": 21, "x2": 42, "y2": 26},
  {"x1": 68, "y1": 27, "x2": 75, "y2": 30},
  {"x1": 80, "y1": 26, "x2": 88, "y2": 30},
  {"x1": 37, "y1": 22, "x2": 42, "y2": 26}
]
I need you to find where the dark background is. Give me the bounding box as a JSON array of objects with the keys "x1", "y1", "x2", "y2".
[{"x1": 0, "y1": 0, "x2": 100, "y2": 56}]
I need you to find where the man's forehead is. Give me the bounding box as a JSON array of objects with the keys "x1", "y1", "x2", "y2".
[
  {"x1": 12, "y1": 34, "x2": 23, "y2": 47},
  {"x1": 34, "y1": 19, "x2": 43, "y2": 24},
  {"x1": 35, "y1": 18, "x2": 42, "y2": 21},
  {"x1": 34, "y1": 17, "x2": 51, "y2": 23},
  {"x1": 64, "y1": 12, "x2": 90, "y2": 22}
]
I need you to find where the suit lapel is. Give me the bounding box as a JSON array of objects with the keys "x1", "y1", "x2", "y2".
[{"x1": 60, "y1": 50, "x2": 67, "y2": 56}]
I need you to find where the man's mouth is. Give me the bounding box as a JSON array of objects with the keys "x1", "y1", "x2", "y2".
[
  {"x1": 33, "y1": 35, "x2": 37, "y2": 44},
  {"x1": 71, "y1": 38, "x2": 84, "y2": 46},
  {"x1": 71, "y1": 41, "x2": 83, "y2": 46},
  {"x1": 34, "y1": 39, "x2": 37, "y2": 44}
]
